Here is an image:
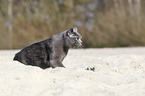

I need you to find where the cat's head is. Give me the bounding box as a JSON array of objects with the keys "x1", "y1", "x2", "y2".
[{"x1": 65, "y1": 27, "x2": 82, "y2": 48}]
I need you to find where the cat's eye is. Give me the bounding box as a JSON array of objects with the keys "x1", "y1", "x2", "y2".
[{"x1": 76, "y1": 38, "x2": 79, "y2": 40}]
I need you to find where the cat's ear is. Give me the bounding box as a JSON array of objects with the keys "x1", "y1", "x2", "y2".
[
  {"x1": 69, "y1": 27, "x2": 74, "y2": 33},
  {"x1": 66, "y1": 28, "x2": 74, "y2": 37},
  {"x1": 73, "y1": 27, "x2": 78, "y2": 33}
]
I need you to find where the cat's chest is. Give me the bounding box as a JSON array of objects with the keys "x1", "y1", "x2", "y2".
[{"x1": 59, "y1": 48, "x2": 68, "y2": 61}]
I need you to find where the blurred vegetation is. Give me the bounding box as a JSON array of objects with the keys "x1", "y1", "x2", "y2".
[{"x1": 0, "y1": 0, "x2": 145, "y2": 49}]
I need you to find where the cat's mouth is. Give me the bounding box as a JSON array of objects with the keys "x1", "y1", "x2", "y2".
[{"x1": 74, "y1": 43, "x2": 82, "y2": 47}]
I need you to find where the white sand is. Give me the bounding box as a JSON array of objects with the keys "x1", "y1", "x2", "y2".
[{"x1": 0, "y1": 47, "x2": 145, "y2": 96}]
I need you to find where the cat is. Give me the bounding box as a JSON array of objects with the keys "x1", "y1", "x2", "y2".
[{"x1": 13, "y1": 27, "x2": 82, "y2": 69}]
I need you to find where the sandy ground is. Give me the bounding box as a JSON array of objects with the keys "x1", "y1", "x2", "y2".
[{"x1": 0, "y1": 47, "x2": 145, "y2": 96}]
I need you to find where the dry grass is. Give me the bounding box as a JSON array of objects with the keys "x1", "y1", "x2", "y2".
[{"x1": 0, "y1": 0, "x2": 145, "y2": 49}]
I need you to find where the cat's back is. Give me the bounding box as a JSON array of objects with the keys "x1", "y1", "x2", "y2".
[{"x1": 14, "y1": 39, "x2": 50, "y2": 61}]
